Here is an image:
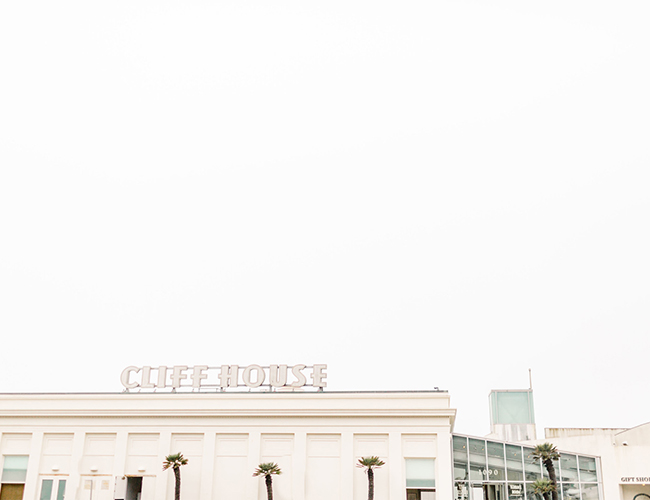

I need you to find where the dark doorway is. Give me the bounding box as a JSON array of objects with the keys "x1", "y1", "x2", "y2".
[{"x1": 125, "y1": 477, "x2": 142, "y2": 500}]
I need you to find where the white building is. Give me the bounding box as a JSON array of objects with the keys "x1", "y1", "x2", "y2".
[
  {"x1": 0, "y1": 389, "x2": 455, "y2": 500},
  {"x1": 1, "y1": 366, "x2": 632, "y2": 500},
  {"x1": 526, "y1": 424, "x2": 650, "y2": 500}
]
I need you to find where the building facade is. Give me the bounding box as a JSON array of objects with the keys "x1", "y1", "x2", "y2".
[
  {"x1": 453, "y1": 434, "x2": 602, "y2": 500},
  {"x1": 2, "y1": 379, "x2": 627, "y2": 500},
  {"x1": 0, "y1": 390, "x2": 455, "y2": 500},
  {"x1": 526, "y1": 425, "x2": 650, "y2": 500}
]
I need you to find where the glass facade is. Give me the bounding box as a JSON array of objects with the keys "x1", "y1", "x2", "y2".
[
  {"x1": 453, "y1": 435, "x2": 601, "y2": 500},
  {"x1": 489, "y1": 391, "x2": 535, "y2": 425}
]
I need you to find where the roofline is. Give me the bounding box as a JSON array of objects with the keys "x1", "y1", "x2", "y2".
[
  {"x1": 0, "y1": 389, "x2": 448, "y2": 396},
  {"x1": 488, "y1": 389, "x2": 533, "y2": 393}
]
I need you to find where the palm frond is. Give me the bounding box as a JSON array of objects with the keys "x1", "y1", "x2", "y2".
[
  {"x1": 532, "y1": 443, "x2": 560, "y2": 463},
  {"x1": 356, "y1": 456, "x2": 386, "y2": 470},
  {"x1": 253, "y1": 462, "x2": 282, "y2": 477},
  {"x1": 163, "y1": 452, "x2": 189, "y2": 470},
  {"x1": 532, "y1": 479, "x2": 556, "y2": 495}
]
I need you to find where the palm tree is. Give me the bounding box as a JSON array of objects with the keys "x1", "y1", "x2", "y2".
[
  {"x1": 357, "y1": 456, "x2": 385, "y2": 500},
  {"x1": 532, "y1": 443, "x2": 560, "y2": 500},
  {"x1": 532, "y1": 478, "x2": 556, "y2": 500},
  {"x1": 163, "y1": 453, "x2": 189, "y2": 500},
  {"x1": 253, "y1": 462, "x2": 282, "y2": 500}
]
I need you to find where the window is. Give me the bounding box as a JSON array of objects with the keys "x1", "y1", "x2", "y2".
[
  {"x1": 560, "y1": 454, "x2": 579, "y2": 482},
  {"x1": 505, "y1": 445, "x2": 524, "y2": 482},
  {"x1": 2, "y1": 457, "x2": 28, "y2": 483},
  {"x1": 522, "y1": 448, "x2": 542, "y2": 482},
  {"x1": 1, "y1": 457, "x2": 29, "y2": 500},
  {"x1": 406, "y1": 458, "x2": 435, "y2": 488},
  {"x1": 578, "y1": 456, "x2": 598, "y2": 482},
  {"x1": 468, "y1": 439, "x2": 487, "y2": 482},
  {"x1": 581, "y1": 483, "x2": 599, "y2": 500},
  {"x1": 453, "y1": 436, "x2": 468, "y2": 481},
  {"x1": 39, "y1": 479, "x2": 66, "y2": 500},
  {"x1": 406, "y1": 458, "x2": 435, "y2": 500},
  {"x1": 486, "y1": 441, "x2": 505, "y2": 480},
  {"x1": 562, "y1": 483, "x2": 581, "y2": 500}
]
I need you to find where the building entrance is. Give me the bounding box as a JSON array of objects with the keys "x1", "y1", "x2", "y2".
[
  {"x1": 471, "y1": 483, "x2": 505, "y2": 500},
  {"x1": 114, "y1": 476, "x2": 142, "y2": 500},
  {"x1": 125, "y1": 477, "x2": 142, "y2": 500}
]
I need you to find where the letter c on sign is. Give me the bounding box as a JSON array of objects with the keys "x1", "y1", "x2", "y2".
[{"x1": 120, "y1": 366, "x2": 140, "y2": 389}]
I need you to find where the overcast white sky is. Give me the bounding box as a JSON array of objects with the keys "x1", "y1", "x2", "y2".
[{"x1": 1, "y1": 1, "x2": 649, "y2": 437}]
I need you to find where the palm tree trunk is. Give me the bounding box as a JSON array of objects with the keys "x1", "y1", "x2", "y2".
[
  {"x1": 174, "y1": 467, "x2": 181, "y2": 500},
  {"x1": 544, "y1": 459, "x2": 559, "y2": 500},
  {"x1": 367, "y1": 468, "x2": 374, "y2": 500},
  {"x1": 265, "y1": 474, "x2": 273, "y2": 500}
]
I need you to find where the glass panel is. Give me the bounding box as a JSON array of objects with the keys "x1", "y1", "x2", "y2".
[
  {"x1": 40, "y1": 480, "x2": 53, "y2": 500},
  {"x1": 454, "y1": 437, "x2": 469, "y2": 481},
  {"x1": 560, "y1": 455, "x2": 579, "y2": 482},
  {"x1": 57, "y1": 480, "x2": 66, "y2": 500},
  {"x1": 491, "y1": 392, "x2": 534, "y2": 424},
  {"x1": 486, "y1": 484, "x2": 505, "y2": 500},
  {"x1": 578, "y1": 457, "x2": 597, "y2": 482},
  {"x1": 2, "y1": 456, "x2": 29, "y2": 482},
  {"x1": 486, "y1": 441, "x2": 506, "y2": 481},
  {"x1": 580, "y1": 484, "x2": 598, "y2": 500},
  {"x1": 455, "y1": 482, "x2": 469, "y2": 500},
  {"x1": 468, "y1": 439, "x2": 487, "y2": 482},
  {"x1": 562, "y1": 483, "x2": 581, "y2": 500},
  {"x1": 505, "y1": 445, "x2": 524, "y2": 482},
  {"x1": 406, "y1": 458, "x2": 436, "y2": 488},
  {"x1": 507, "y1": 483, "x2": 524, "y2": 500},
  {"x1": 541, "y1": 458, "x2": 560, "y2": 481},
  {"x1": 526, "y1": 482, "x2": 540, "y2": 500},
  {"x1": 523, "y1": 448, "x2": 542, "y2": 481}
]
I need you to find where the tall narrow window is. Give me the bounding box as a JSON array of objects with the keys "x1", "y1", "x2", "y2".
[
  {"x1": 522, "y1": 447, "x2": 542, "y2": 481},
  {"x1": 468, "y1": 439, "x2": 487, "y2": 482},
  {"x1": 453, "y1": 436, "x2": 468, "y2": 481},
  {"x1": 505, "y1": 444, "x2": 524, "y2": 482},
  {"x1": 39, "y1": 480, "x2": 53, "y2": 500},
  {"x1": 1, "y1": 456, "x2": 29, "y2": 500},
  {"x1": 486, "y1": 441, "x2": 505, "y2": 480},
  {"x1": 56, "y1": 481, "x2": 66, "y2": 500},
  {"x1": 406, "y1": 458, "x2": 436, "y2": 500}
]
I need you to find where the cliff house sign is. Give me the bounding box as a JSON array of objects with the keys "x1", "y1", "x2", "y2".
[{"x1": 120, "y1": 364, "x2": 327, "y2": 391}]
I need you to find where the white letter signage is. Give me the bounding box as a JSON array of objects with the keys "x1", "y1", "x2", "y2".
[{"x1": 120, "y1": 364, "x2": 328, "y2": 392}]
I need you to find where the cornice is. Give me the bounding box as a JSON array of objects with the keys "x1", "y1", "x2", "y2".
[
  {"x1": 0, "y1": 408, "x2": 456, "y2": 418},
  {"x1": 0, "y1": 391, "x2": 456, "y2": 423}
]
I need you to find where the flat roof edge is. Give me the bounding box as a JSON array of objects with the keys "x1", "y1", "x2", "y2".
[{"x1": 0, "y1": 389, "x2": 448, "y2": 396}]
